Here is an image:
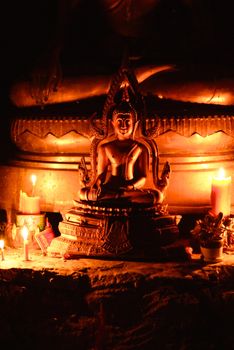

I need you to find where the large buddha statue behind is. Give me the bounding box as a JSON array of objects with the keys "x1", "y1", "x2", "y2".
[{"x1": 10, "y1": 0, "x2": 234, "y2": 109}]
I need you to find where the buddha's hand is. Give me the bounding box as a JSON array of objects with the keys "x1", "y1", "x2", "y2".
[
  {"x1": 158, "y1": 161, "x2": 170, "y2": 191},
  {"x1": 91, "y1": 178, "x2": 104, "y2": 198},
  {"x1": 29, "y1": 50, "x2": 62, "y2": 107},
  {"x1": 122, "y1": 184, "x2": 135, "y2": 191}
]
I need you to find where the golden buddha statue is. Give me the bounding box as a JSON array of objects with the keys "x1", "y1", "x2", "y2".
[
  {"x1": 79, "y1": 98, "x2": 169, "y2": 206},
  {"x1": 47, "y1": 66, "x2": 180, "y2": 260}
]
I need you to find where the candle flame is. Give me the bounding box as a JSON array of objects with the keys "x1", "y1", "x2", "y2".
[
  {"x1": 31, "y1": 174, "x2": 37, "y2": 187},
  {"x1": 0, "y1": 239, "x2": 4, "y2": 249},
  {"x1": 217, "y1": 167, "x2": 225, "y2": 179},
  {"x1": 21, "y1": 226, "x2": 29, "y2": 241}
]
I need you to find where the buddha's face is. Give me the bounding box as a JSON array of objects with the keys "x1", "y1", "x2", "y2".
[{"x1": 112, "y1": 113, "x2": 134, "y2": 139}]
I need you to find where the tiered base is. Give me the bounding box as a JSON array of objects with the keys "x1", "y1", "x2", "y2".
[{"x1": 47, "y1": 202, "x2": 181, "y2": 260}]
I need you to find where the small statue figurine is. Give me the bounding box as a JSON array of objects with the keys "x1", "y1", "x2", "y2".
[{"x1": 79, "y1": 98, "x2": 170, "y2": 207}]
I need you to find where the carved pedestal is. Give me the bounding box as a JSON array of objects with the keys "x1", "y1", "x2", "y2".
[{"x1": 47, "y1": 202, "x2": 181, "y2": 260}]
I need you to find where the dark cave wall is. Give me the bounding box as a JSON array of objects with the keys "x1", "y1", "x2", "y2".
[{"x1": 0, "y1": 263, "x2": 234, "y2": 349}]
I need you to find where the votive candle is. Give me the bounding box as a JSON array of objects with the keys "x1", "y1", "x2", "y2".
[
  {"x1": 19, "y1": 174, "x2": 40, "y2": 214},
  {"x1": 211, "y1": 167, "x2": 232, "y2": 217},
  {"x1": 21, "y1": 226, "x2": 29, "y2": 261}
]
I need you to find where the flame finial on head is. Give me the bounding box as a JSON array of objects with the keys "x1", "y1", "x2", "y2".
[
  {"x1": 122, "y1": 83, "x2": 130, "y2": 102},
  {"x1": 112, "y1": 84, "x2": 137, "y2": 123}
]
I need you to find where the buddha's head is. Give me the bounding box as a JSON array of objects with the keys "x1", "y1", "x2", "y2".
[{"x1": 112, "y1": 100, "x2": 137, "y2": 140}]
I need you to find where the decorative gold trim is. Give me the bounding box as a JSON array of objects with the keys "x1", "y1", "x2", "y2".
[{"x1": 11, "y1": 115, "x2": 234, "y2": 146}]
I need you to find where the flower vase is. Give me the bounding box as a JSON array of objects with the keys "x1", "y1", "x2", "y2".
[{"x1": 200, "y1": 242, "x2": 223, "y2": 263}]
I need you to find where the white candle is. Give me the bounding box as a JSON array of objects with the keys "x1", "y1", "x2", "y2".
[
  {"x1": 19, "y1": 175, "x2": 40, "y2": 214},
  {"x1": 19, "y1": 190, "x2": 40, "y2": 214},
  {"x1": 211, "y1": 167, "x2": 232, "y2": 217},
  {"x1": 21, "y1": 226, "x2": 29, "y2": 261},
  {"x1": 0, "y1": 239, "x2": 4, "y2": 261}
]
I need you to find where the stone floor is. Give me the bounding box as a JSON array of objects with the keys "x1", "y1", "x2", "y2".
[{"x1": 0, "y1": 246, "x2": 234, "y2": 350}]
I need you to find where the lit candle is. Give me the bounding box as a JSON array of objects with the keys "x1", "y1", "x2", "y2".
[
  {"x1": 21, "y1": 226, "x2": 29, "y2": 261},
  {"x1": 31, "y1": 174, "x2": 37, "y2": 197},
  {"x1": 19, "y1": 174, "x2": 40, "y2": 214},
  {"x1": 19, "y1": 191, "x2": 40, "y2": 214},
  {"x1": 211, "y1": 167, "x2": 232, "y2": 217},
  {"x1": 0, "y1": 239, "x2": 5, "y2": 261}
]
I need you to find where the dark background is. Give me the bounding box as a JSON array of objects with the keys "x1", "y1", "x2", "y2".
[
  {"x1": 0, "y1": 0, "x2": 234, "y2": 157},
  {"x1": 1, "y1": 1, "x2": 234, "y2": 86},
  {"x1": 1, "y1": 1, "x2": 234, "y2": 102}
]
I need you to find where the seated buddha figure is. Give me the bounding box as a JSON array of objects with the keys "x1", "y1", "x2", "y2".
[
  {"x1": 46, "y1": 83, "x2": 179, "y2": 259},
  {"x1": 78, "y1": 98, "x2": 170, "y2": 207}
]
